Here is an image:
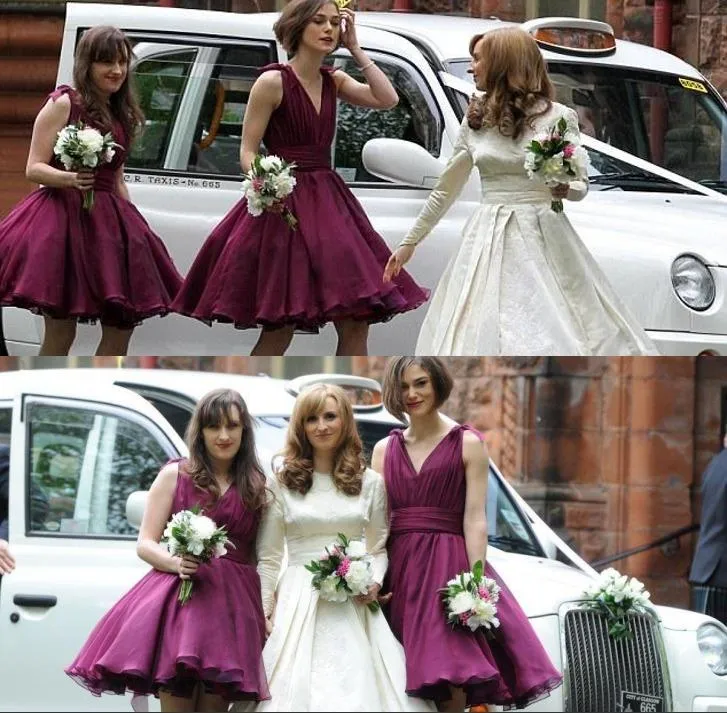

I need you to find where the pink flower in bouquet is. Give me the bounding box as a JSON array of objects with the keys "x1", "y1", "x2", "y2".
[
  {"x1": 305, "y1": 533, "x2": 381, "y2": 612},
  {"x1": 336, "y1": 558, "x2": 351, "y2": 577},
  {"x1": 563, "y1": 144, "x2": 575, "y2": 159}
]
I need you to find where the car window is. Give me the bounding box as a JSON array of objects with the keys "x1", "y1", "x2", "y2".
[
  {"x1": 26, "y1": 402, "x2": 173, "y2": 538},
  {"x1": 547, "y1": 62, "x2": 727, "y2": 192},
  {"x1": 326, "y1": 52, "x2": 443, "y2": 184},
  {"x1": 186, "y1": 43, "x2": 275, "y2": 176},
  {"x1": 128, "y1": 47, "x2": 198, "y2": 170},
  {"x1": 128, "y1": 39, "x2": 275, "y2": 177},
  {"x1": 487, "y1": 475, "x2": 544, "y2": 557}
]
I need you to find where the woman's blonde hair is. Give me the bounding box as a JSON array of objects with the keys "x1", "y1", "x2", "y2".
[
  {"x1": 466, "y1": 27, "x2": 553, "y2": 139},
  {"x1": 277, "y1": 383, "x2": 365, "y2": 496}
]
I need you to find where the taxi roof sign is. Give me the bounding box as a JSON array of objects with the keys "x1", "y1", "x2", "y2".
[{"x1": 521, "y1": 17, "x2": 617, "y2": 56}]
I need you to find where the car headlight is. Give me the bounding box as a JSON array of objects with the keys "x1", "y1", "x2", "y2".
[
  {"x1": 697, "y1": 623, "x2": 727, "y2": 675},
  {"x1": 671, "y1": 255, "x2": 716, "y2": 311}
]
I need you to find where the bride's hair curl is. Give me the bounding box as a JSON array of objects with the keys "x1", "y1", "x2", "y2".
[
  {"x1": 277, "y1": 383, "x2": 366, "y2": 496},
  {"x1": 466, "y1": 27, "x2": 553, "y2": 139}
]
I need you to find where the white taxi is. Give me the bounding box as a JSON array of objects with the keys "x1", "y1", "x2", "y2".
[
  {"x1": 3, "y1": 4, "x2": 727, "y2": 355},
  {"x1": 1, "y1": 368, "x2": 726, "y2": 712}
]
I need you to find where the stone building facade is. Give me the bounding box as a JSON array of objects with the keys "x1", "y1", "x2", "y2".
[{"x1": 4, "y1": 354, "x2": 725, "y2": 610}]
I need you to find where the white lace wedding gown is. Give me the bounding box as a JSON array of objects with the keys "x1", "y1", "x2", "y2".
[
  {"x1": 409, "y1": 101, "x2": 659, "y2": 356},
  {"x1": 233, "y1": 469, "x2": 435, "y2": 712}
]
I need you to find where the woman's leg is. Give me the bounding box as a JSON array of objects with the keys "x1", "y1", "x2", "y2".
[
  {"x1": 334, "y1": 319, "x2": 369, "y2": 356},
  {"x1": 39, "y1": 317, "x2": 77, "y2": 355},
  {"x1": 159, "y1": 688, "x2": 197, "y2": 713},
  {"x1": 251, "y1": 326, "x2": 295, "y2": 356},
  {"x1": 438, "y1": 686, "x2": 467, "y2": 713},
  {"x1": 97, "y1": 325, "x2": 133, "y2": 356},
  {"x1": 197, "y1": 688, "x2": 229, "y2": 713}
]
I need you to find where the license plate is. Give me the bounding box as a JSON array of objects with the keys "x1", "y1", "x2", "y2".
[{"x1": 620, "y1": 691, "x2": 664, "y2": 713}]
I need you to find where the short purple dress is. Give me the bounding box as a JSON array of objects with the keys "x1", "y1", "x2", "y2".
[
  {"x1": 65, "y1": 464, "x2": 269, "y2": 703},
  {"x1": 172, "y1": 63, "x2": 429, "y2": 332},
  {"x1": 382, "y1": 425, "x2": 563, "y2": 709},
  {"x1": 0, "y1": 85, "x2": 182, "y2": 328}
]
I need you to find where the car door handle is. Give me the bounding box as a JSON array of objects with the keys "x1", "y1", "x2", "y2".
[{"x1": 13, "y1": 594, "x2": 57, "y2": 608}]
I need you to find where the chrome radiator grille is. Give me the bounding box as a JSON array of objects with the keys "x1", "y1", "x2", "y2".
[{"x1": 563, "y1": 607, "x2": 670, "y2": 712}]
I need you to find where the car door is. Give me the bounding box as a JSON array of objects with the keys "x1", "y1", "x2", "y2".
[{"x1": 0, "y1": 384, "x2": 185, "y2": 712}]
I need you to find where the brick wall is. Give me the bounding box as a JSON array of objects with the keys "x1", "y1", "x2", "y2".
[{"x1": 0, "y1": 12, "x2": 63, "y2": 217}]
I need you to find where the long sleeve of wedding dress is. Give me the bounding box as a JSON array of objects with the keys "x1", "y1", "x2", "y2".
[
  {"x1": 399, "y1": 117, "x2": 474, "y2": 247},
  {"x1": 562, "y1": 106, "x2": 589, "y2": 202},
  {"x1": 256, "y1": 477, "x2": 285, "y2": 618},
  {"x1": 365, "y1": 471, "x2": 389, "y2": 586}
]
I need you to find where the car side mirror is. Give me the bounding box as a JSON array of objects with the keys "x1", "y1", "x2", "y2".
[
  {"x1": 125, "y1": 490, "x2": 148, "y2": 530},
  {"x1": 362, "y1": 138, "x2": 444, "y2": 188}
]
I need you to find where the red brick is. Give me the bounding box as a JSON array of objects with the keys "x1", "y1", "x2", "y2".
[
  {"x1": 564, "y1": 502, "x2": 607, "y2": 530},
  {"x1": 628, "y1": 377, "x2": 695, "y2": 432}
]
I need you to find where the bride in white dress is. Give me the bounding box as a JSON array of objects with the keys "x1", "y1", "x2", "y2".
[
  {"x1": 383, "y1": 27, "x2": 658, "y2": 357},
  {"x1": 234, "y1": 383, "x2": 435, "y2": 713}
]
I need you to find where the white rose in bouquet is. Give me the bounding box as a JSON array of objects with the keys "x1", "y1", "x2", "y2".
[
  {"x1": 345, "y1": 560, "x2": 373, "y2": 596},
  {"x1": 191, "y1": 514, "x2": 218, "y2": 540},
  {"x1": 319, "y1": 575, "x2": 349, "y2": 603},
  {"x1": 449, "y1": 590, "x2": 477, "y2": 616}
]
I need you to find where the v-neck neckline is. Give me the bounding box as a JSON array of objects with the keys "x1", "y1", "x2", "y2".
[
  {"x1": 287, "y1": 64, "x2": 325, "y2": 117},
  {"x1": 398, "y1": 426, "x2": 461, "y2": 477},
  {"x1": 216, "y1": 480, "x2": 234, "y2": 500}
]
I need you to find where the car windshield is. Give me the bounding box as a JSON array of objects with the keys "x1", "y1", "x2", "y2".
[{"x1": 445, "y1": 60, "x2": 727, "y2": 193}]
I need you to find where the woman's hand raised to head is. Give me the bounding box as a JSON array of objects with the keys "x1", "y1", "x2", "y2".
[{"x1": 339, "y1": 7, "x2": 360, "y2": 51}]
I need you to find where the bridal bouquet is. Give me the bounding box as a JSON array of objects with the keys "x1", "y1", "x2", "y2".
[
  {"x1": 305, "y1": 532, "x2": 381, "y2": 612},
  {"x1": 440, "y1": 560, "x2": 501, "y2": 635},
  {"x1": 54, "y1": 122, "x2": 119, "y2": 211},
  {"x1": 162, "y1": 507, "x2": 233, "y2": 605},
  {"x1": 581, "y1": 567, "x2": 651, "y2": 641},
  {"x1": 242, "y1": 154, "x2": 298, "y2": 229},
  {"x1": 524, "y1": 116, "x2": 590, "y2": 213}
]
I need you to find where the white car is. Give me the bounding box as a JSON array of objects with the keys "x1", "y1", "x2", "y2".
[
  {"x1": 4, "y1": 4, "x2": 727, "y2": 356},
  {"x1": 0, "y1": 367, "x2": 726, "y2": 712}
]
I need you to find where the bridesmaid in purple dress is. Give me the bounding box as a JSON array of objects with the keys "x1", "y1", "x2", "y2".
[
  {"x1": 0, "y1": 26, "x2": 182, "y2": 356},
  {"x1": 372, "y1": 357, "x2": 562, "y2": 712},
  {"x1": 66, "y1": 389, "x2": 270, "y2": 712},
  {"x1": 171, "y1": 0, "x2": 428, "y2": 356}
]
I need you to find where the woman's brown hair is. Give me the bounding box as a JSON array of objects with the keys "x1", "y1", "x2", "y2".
[
  {"x1": 277, "y1": 383, "x2": 366, "y2": 496},
  {"x1": 72, "y1": 25, "x2": 144, "y2": 146},
  {"x1": 185, "y1": 388, "x2": 267, "y2": 511},
  {"x1": 382, "y1": 357, "x2": 454, "y2": 422},
  {"x1": 466, "y1": 27, "x2": 553, "y2": 139},
  {"x1": 273, "y1": 0, "x2": 340, "y2": 57}
]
